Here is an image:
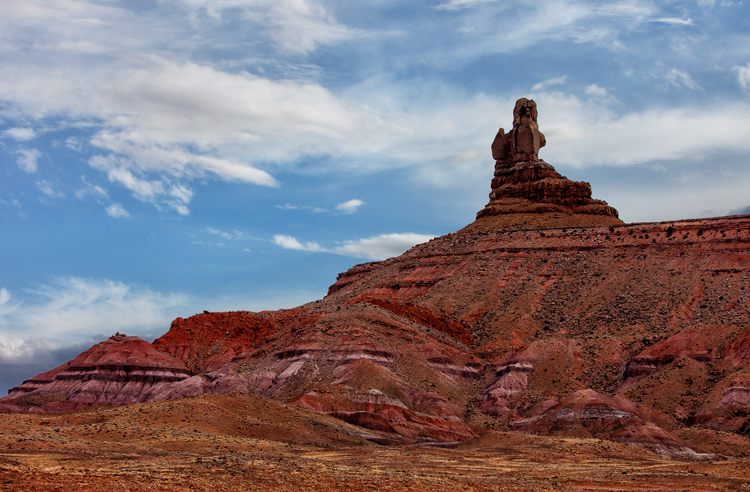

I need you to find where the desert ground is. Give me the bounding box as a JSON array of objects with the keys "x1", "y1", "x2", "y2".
[{"x1": 1, "y1": 392, "x2": 748, "y2": 491}]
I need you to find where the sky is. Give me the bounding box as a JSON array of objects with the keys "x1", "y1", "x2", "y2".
[{"x1": 2, "y1": 0, "x2": 750, "y2": 394}]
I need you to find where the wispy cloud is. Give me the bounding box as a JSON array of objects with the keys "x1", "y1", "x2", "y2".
[
  {"x1": 36, "y1": 179, "x2": 64, "y2": 199},
  {"x1": 275, "y1": 203, "x2": 328, "y2": 213},
  {"x1": 584, "y1": 84, "x2": 608, "y2": 97},
  {"x1": 74, "y1": 175, "x2": 108, "y2": 200},
  {"x1": 207, "y1": 227, "x2": 246, "y2": 240},
  {"x1": 89, "y1": 155, "x2": 195, "y2": 215},
  {"x1": 441, "y1": 0, "x2": 657, "y2": 56},
  {"x1": 665, "y1": 68, "x2": 702, "y2": 91},
  {"x1": 0, "y1": 334, "x2": 60, "y2": 363},
  {"x1": 654, "y1": 17, "x2": 694, "y2": 25},
  {"x1": 0, "y1": 288, "x2": 10, "y2": 311},
  {"x1": 273, "y1": 232, "x2": 434, "y2": 260},
  {"x1": 173, "y1": 0, "x2": 359, "y2": 54},
  {"x1": 532, "y1": 76, "x2": 569, "y2": 92},
  {"x1": 333, "y1": 233, "x2": 435, "y2": 260},
  {"x1": 1, "y1": 0, "x2": 749, "y2": 222},
  {"x1": 0, "y1": 277, "x2": 323, "y2": 392},
  {"x1": 0, "y1": 278, "x2": 320, "y2": 350}
]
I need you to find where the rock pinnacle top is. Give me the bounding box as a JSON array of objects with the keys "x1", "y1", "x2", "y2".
[{"x1": 462, "y1": 98, "x2": 622, "y2": 232}]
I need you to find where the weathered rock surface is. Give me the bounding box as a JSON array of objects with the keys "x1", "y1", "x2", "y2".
[
  {"x1": 468, "y1": 98, "x2": 621, "y2": 232},
  {"x1": 512, "y1": 389, "x2": 707, "y2": 460},
  {"x1": 3, "y1": 334, "x2": 190, "y2": 412},
  {"x1": 148, "y1": 302, "x2": 482, "y2": 443},
  {"x1": 152, "y1": 309, "x2": 301, "y2": 374},
  {"x1": 323, "y1": 215, "x2": 750, "y2": 455}
]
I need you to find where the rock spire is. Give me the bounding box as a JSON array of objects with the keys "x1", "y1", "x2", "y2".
[{"x1": 464, "y1": 98, "x2": 622, "y2": 232}]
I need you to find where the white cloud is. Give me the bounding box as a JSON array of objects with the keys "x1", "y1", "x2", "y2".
[
  {"x1": 335, "y1": 199, "x2": 364, "y2": 214},
  {"x1": 584, "y1": 84, "x2": 608, "y2": 97},
  {"x1": 0, "y1": 278, "x2": 323, "y2": 392},
  {"x1": 16, "y1": 148, "x2": 41, "y2": 173},
  {"x1": 260, "y1": 0, "x2": 359, "y2": 55},
  {"x1": 736, "y1": 63, "x2": 750, "y2": 91},
  {"x1": 531, "y1": 92, "x2": 750, "y2": 167},
  {"x1": 89, "y1": 155, "x2": 195, "y2": 215},
  {"x1": 332, "y1": 233, "x2": 435, "y2": 260},
  {"x1": 654, "y1": 17, "x2": 694, "y2": 25},
  {"x1": 444, "y1": 0, "x2": 657, "y2": 56},
  {"x1": 0, "y1": 0, "x2": 362, "y2": 212},
  {"x1": 105, "y1": 203, "x2": 130, "y2": 219},
  {"x1": 0, "y1": 0, "x2": 749, "y2": 221},
  {"x1": 0, "y1": 278, "x2": 191, "y2": 342},
  {"x1": 54, "y1": 57, "x2": 380, "y2": 212},
  {"x1": 0, "y1": 335, "x2": 58, "y2": 362},
  {"x1": 273, "y1": 234, "x2": 324, "y2": 252},
  {"x1": 0, "y1": 277, "x2": 187, "y2": 388},
  {"x1": 436, "y1": 0, "x2": 497, "y2": 10},
  {"x1": 4, "y1": 127, "x2": 35, "y2": 141},
  {"x1": 273, "y1": 232, "x2": 434, "y2": 260},
  {"x1": 584, "y1": 84, "x2": 618, "y2": 104}
]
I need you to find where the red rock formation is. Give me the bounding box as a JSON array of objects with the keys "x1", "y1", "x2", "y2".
[
  {"x1": 2, "y1": 334, "x2": 190, "y2": 412},
  {"x1": 468, "y1": 98, "x2": 621, "y2": 232},
  {"x1": 512, "y1": 389, "x2": 706, "y2": 459},
  {"x1": 152, "y1": 309, "x2": 302, "y2": 373}
]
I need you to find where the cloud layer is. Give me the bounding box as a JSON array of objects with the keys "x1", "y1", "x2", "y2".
[{"x1": 2, "y1": 0, "x2": 749, "y2": 218}]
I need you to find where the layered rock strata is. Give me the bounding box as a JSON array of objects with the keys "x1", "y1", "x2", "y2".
[{"x1": 3, "y1": 334, "x2": 190, "y2": 412}]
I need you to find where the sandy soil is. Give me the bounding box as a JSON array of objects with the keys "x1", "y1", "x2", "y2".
[{"x1": 1, "y1": 393, "x2": 748, "y2": 491}]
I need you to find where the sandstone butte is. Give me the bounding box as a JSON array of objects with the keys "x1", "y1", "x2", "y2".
[{"x1": 2, "y1": 98, "x2": 749, "y2": 460}]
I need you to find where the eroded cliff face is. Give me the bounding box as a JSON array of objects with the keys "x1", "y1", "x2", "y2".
[
  {"x1": 2, "y1": 99, "x2": 749, "y2": 457},
  {"x1": 326, "y1": 215, "x2": 750, "y2": 448}
]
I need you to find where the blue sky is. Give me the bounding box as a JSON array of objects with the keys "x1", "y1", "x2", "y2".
[{"x1": 2, "y1": 0, "x2": 750, "y2": 394}]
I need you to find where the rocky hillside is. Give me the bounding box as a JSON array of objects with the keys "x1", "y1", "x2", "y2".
[{"x1": 2, "y1": 99, "x2": 748, "y2": 459}]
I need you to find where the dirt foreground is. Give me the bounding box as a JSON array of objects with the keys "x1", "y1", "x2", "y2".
[{"x1": 1, "y1": 393, "x2": 748, "y2": 492}]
